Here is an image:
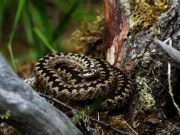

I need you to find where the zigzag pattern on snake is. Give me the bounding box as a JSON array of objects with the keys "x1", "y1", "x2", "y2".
[{"x1": 34, "y1": 52, "x2": 132, "y2": 110}]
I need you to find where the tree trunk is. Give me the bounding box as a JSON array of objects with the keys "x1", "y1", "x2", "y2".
[{"x1": 104, "y1": 0, "x2": 180, "y2": 134}]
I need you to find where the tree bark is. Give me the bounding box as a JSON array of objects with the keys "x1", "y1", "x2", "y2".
[
  {"x1": 103, "y1": 0, "x2": 180, "y2": 134},
  {"x1": 104, "y1": 0, "x2": 180, "y2": 71},
  {"x1": 0, "y1": 53, "x2": 82, "y2": 135}
]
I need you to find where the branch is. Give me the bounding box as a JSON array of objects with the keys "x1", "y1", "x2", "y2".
[
  {"x1": 40, "y1": 93, "x2": 134, "y2": 135},
  {"x1": 0, "y1": 53, "x2": 82, "y2": 135},
  {"x1": 154, "y1": 38, "x2": 180, "y2": 69}
]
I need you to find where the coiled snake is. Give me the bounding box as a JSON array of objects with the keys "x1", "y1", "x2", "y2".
[{"x1": 34, "y1": 52, "x2": 132, "y2": 110}]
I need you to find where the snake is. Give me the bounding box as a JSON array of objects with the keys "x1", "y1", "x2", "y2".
[{"x1": 34, "y1": 52, "x2": 132, "y2": 110}]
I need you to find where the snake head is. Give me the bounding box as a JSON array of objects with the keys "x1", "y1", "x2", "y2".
[{"x1": 82, "y1": 68, "x2": 100, "y2": 79}]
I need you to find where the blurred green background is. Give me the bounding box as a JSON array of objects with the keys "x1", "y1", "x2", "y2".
[{"x1": 0, "y1": 0, "x2": 102, "y2": 69}]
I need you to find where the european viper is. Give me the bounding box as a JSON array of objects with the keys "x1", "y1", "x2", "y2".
[{"x1": 34, "y1": 52, "x2": 132, "y2": 110}]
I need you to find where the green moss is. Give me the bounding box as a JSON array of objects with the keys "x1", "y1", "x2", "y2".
[
  {"x1": 0, "y1": 110, "x2": 11, "y2": 120},
  {"x1": 130, "y1": 0, "x2": 169, "y2": 34}
]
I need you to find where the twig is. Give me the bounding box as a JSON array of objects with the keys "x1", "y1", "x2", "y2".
[
  {"x1": 40, "y1": 93, "x2": 134, "y2": 135},
  {"x1": 164, "y1": 38, "x2": 180, "y2": 116},
  {"x1": 119, "y1": 116, "x2": 138, "y2": 135},
  {"x1": 154, "y1": 38, "x2": 180, "y2": 69}
]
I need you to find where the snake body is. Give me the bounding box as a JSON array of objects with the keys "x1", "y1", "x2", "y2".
[{"x1": 34, "y1": 52, "x2": 132, "y2": 110}]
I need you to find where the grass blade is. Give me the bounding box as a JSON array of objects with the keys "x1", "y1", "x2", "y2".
[
  {"x1": 52, "y1": 0, "x2": 83, "y2": 43},
  {"x1": 22, "y1": 1, "x2": 35, "y2": 45},
  {"x1": 34, "y1": 27, "x2": 56, "y2": 53},
  {"x1": 7, "y1": 0, "x2": 25, "y2": 70},
  {"x1": 36, "y1": 0, "x2": 52, "y2": 40}
]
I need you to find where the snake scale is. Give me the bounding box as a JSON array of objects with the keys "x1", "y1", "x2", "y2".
[{"x1": 34, "y1": 52, "x2": 132, "y2": 110}]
